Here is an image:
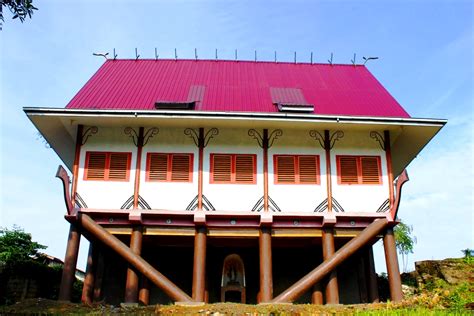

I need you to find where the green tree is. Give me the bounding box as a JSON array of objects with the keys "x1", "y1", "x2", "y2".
[
  {"x1": 394, "y1": 220, "x2": 416, "y2": 272},
  {"x1": 0, "y1": 0, "x2": 38, "y2": 30},
  {"x1": 0, "y1": 225, "x2": 46, "y2": 266}
]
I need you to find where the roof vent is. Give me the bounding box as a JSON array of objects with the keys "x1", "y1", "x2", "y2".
[
  {"x1": 276, "y1": 103, "x2": 314, "y2": 112},
  {"x1": 155, "y1": 101, "x2": 196, "y2": 110}
]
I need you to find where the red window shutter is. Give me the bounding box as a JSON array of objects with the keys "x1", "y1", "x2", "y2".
[
  {"x1": 361, "y1": 157, "x2": 381, "y2": 184},
  {"x1": 148, "y1": 153, "x2": 168, "y2": 181},
  {"x1": 171, "y1": 154, "x2": 192, "y2": 182},
  {"x1": 298, "y1": 156, "x2": 319, "y2": 184},
  {"x1": 235, "y1": 155, "x2": 255, "y2": 183},
  {"x1": 339, "y1": 156, "x2": 358, "y2": 184},
  {"x1": 86, "y1": 152, "x2": 107, "y2": 180},
  {"x1": 108, "y1": 153, "x2": 130, "y2": 180},
  {"x1": 212, "y1": 155, "x2": 232, "y2": 182},
  {"x1": 276, "y1": 156, "x2": 296, "y2": 183}
]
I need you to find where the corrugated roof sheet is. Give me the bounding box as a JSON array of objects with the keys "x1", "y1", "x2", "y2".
[{"x1": 65, "y1": 59, "x2": 410, "y2": 118}]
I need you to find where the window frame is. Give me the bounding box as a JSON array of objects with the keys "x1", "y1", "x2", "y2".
[
  {"x1": 145, "y1": 152, "x2": 194, "y2": 183},
  {"x1": 336, "y1": 155, "x2": 383, "y2": 185},
  {"x1": 210, "y1": 153, "x2": 257, "y2": 184},
  {"x1": 273, "y1": 154, "x2": 321, "y2": 185},
  {"x1": 84, "y1": 151, "x2": 132, "y2": 182}
]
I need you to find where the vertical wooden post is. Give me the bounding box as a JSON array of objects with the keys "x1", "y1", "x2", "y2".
[
  {"x1": 259, "y1": 226, "x2": 273, "y2": 302},
  {"x1": 133, "y1": 127, "x2": 145, "y2": 208},
  {"x1": 93, "y1": 249, "x2": 105, "y2": 302},
  {"x1": 58, "y1": 224, "x2": 81, "y2": 301},
  {"x1": 138, "y1": 278, "x2": 150, "y2": 305},
  {"x1": 71, "y1": 125, "x2": 84, "y2": 205},
  {"x1": 263, "y1": 129, "x2": 269, "y2": 211},
  {"x1": 81, "y1": 242, "x2": 97, "y2": 305},
  {"x1": 192, "y1": 226, "x2": 207, "y2": 301},
  {"x1": 324, "y1": 130, "x2": 333, "y2": 212},
  {"x1": 322, "y1": 228, "x2": 339, "y2": 304},
  {"x1": 384, "y1": 131, "x2": 395, "y2": 215},
  {"x1": 311, "y1": 282, "x2": 324, "y2": 304},
  {"x1": 357, "y1": 252, "x2": 368, "y2": 303},
  {"x1": 383, "y1": 228, "x2": 403, "y2": 302},
  {"x1": 366, "y1": 246, "x2": 379, "y2": 303},
  {"x1": 259, "y1": 129, "x2": 273, "y2": 302},
  {"x1": 124, "y1": 226, "x2": 143, "y2": 303},
  {"x1": 198, "y1": 128, "x2": 204, "y2": 210}
]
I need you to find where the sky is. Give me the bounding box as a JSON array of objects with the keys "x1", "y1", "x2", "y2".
[{"x1": 0, "y1": 0, "x2": 472, "y2": 274}]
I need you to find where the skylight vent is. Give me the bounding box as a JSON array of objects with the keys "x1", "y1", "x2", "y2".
[
  {"x1": 276, "y1": 103, "x2": 314, "y2": 113},
  {"x1": 155, "y1": 101, "x2": 196, "y2": 110}
]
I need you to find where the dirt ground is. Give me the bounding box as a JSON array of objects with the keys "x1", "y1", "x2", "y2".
[{"x1": 0, "y1": 298, "x2": 469, "y2": 315}]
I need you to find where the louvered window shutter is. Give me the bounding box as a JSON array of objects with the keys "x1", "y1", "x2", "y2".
[
  {"x1": 86, "y1": 152, "x2": 107, "y2": 180},
  {"x1": 171, "y1": 154, "x2": 191, "y2": 182},
  {"x1": 276, "y1": 156, "x2": 295, "y2": 183},
  {"x1": 339, "y1": 156, "x2": 359, "y2": 184},
  {"x1": 148, "y1": 153, "x2": 168, "y2": 181},
  {"x1": 108, "y1": 153, "x2": 130, "y2": 180},
  {"x1": 235, "y1": 155, "x2": 255, "y2": 183},
  {"x1": 212, "y1": 155, "x2": 232, "y2": 182},
  {"x1": 361, "y1": 157, "x2": 381, "y2": 184},
  {"x1": 298, "y1": 156, "x2": 319, "y2": 184}
]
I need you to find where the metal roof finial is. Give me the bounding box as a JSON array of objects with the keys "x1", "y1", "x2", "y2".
[
  {"x1": 363, "y1": 56, "x2": 379, "y2": 65},
  {"x1": 294, "y1": 51, "x2": 297, "y2": 64},
  {"x1": 215, "y1": 48, "x2": 218, "y2": 61},
  {"x1": 255, "y1": 50, "x2": 257, "y2": 62},
  {"x1": 175, "y1": 48, "x2": 178, "y2": 61},
  {"x1": 195, "y1": 48, "x2": 198, "y2": 61},
  {"x1": 113, "y1": 48, "x2": 117, "y2": 60},
  {"x1": 310, "y1": 52, "x2": 313, "y2": 64},
  {"x1": 328, "y1": 52, "x2": 333, "y2": 66},
  {"x1": 155, "y1": 48, "x2": 159, "y2": 60},
  {"x1": 351, "y1": 53, "x2": 357, "y2": 66},
  {"x1": 135, "y1": 48, "x2": 140, "y2": 60},
  {"x1": 235, "y1": 49, "x2": 238, "y2": 61},
  {"x1": 274, "y1": 51, "x2": 277, "y2": 63},
  {"x1": 92, "y1": 52, "x2": 109, "y2": 60}
]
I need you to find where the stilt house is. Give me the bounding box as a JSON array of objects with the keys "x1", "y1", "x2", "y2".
[{"x1": 24, "y1": 59, "x2": 445, "y2": 305}]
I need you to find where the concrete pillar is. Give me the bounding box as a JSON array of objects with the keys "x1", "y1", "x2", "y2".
[
  {"x1": 383, "y1": 228, "x2": 403, "y2": 302},
  {"x1": 58, "y1": 224, "x2": 81, "y2": 301}
]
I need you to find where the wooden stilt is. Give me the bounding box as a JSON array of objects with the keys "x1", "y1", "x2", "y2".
[
  {"x1": 81, "y1": 242, "x2": 97, "y2": 305},
  {"x1": 58, "y1": 224, "x2": 81, "y2": 301},
  {"x1": 138, "y1": 278, "x2": 150, "y2": 305},
  {"x1": 192, "y1": 226, "x2": 207, "y2": 302},
  {"x1": 357, "y1": 251, "x2": 368, "y2": 303},
  {"x1": 124, "y1": 226, "x2": 143, "y2": 303},
  {"x1": 93, "y1": 249, "x2": 105, "y2": 302},
  {"x1": 311, "y1": 282, "x2": 324, "y2": 304},
  {"x1": 383, "y1": 228, "x2": 403, "y2": 302},
  {"x1": 322, "y1": 228, "x2": 339, "y2": 304},
  {"x1": 259, "y1": 226, "x2": 273, "y2": 302}
]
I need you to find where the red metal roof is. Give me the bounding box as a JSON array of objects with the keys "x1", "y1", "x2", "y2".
[{"x1": 66, "y1": 59, "x2": 410, "y2": 118}]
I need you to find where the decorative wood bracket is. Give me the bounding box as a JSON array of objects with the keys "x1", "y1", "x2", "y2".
[
  {"x1": 391, "y1": 169, "x2": 409, "y2": 220},
  {"x1": 81, "y1": 126, "x2": 98, "y2": 145},
  {"x1": 55, "y1": 165, "x2": 73, "y2": 215},
  {"x1": 369, "y1": 131, "x2": 386, "y2": 151},
  {"x1": 248, "y1": 129, "x2": 282, "y2": 148},
  {"x1": 309, "y1": 130, "x2": 344, "y2": 149},
  {"x1": 184, "y1": 128, "x2": 219, "y2": 148},
  {"x1": 124, "y1": 127, "x2": 159, "y2": 147}
]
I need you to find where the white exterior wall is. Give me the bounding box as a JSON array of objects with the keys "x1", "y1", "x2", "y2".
[
  {"x1": 139, "y1": 127, "x2": 198, "y2": 210},
  {"x1": 203, "y1": 128, "x2": 263, "y2": 212},
  {"x1": 76, "y1": 126, "x2": 137, "y2": 209},
  {"x1": 331, "y1": 130, "x2": 390, "y2": 213},
  {"x1": 268, "y1": 129, "x2": 327, "y2": 213}
]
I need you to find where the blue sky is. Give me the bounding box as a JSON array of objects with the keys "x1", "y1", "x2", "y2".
[{"x1": 1, "y1": 0, "x2": 472, "y2": 273}]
